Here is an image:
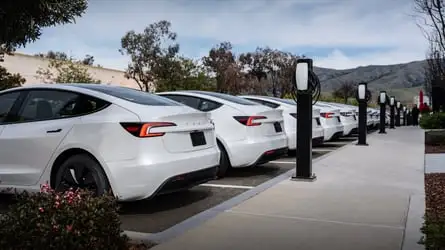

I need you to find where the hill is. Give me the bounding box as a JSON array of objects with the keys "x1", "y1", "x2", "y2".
[{"x1": 314, "y1": 60, "x2": 427, "y2": 103}]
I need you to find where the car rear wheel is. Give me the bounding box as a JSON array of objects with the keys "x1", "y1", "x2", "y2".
[
  {"x1": 54, "y1": 154, "x2": 110, "y2": 196},
  {"x1": 216, "y1": 141, "x2": 231, "y2": 178}
]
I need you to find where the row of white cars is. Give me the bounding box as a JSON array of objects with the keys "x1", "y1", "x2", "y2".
[{"x1": 0, "y1": 84, "x2": 380, "y2": 202}]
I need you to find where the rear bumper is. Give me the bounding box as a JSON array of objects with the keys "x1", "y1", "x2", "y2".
[
  {"x1": 342, "y1": 123, "x2": 357, "y2": 136},
  {"x1": 155, "y1": 166, "x2": 218, "y2": 196},
  {"x1": 226, "y1": 135, "x2": 288, "y2": 167},
  {"x1": 105, "y1": 147, "x2": 220, "y2": 201},
  {"x1": 287, "y1": 127, "x2": 324, "y2": 150},
  {"x1": 312, "y1": 136, "x2": 324, "y2": 146},
  {"x1": 254, "y1": 147, "x2": 288, "y2": 165},
  {"x1": 322, "y1": 125, "x2": 344, "y2": 141}
]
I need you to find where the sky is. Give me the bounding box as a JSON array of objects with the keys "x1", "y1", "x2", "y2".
[{"x1": 18, "y1": 0, "x2": 429, "y2": 71}]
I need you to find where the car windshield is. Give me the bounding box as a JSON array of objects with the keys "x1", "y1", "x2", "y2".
[
  {"x1": 76, "y1": 85, "x2": 181, "y2": 106},
  {"x1": 189, "y1": 91, "x2": 258, "y2": 105}
]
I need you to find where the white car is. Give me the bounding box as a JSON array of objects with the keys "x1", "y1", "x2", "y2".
[
  {"x1": 157, "y1": 91, "x2": 288, "y2": 177},
  {"x1": 0, "y1": 84, "x2": 220, "y2": 201},
  {"x1": 313, "y1": 103, "x2": 344, "y2": 141},
  {"x1": 318, "y1": 102, "x2": 358, "y2": 136},
  {"x1": 238, "y1": 95, "x2": 325, "y2": 149}
]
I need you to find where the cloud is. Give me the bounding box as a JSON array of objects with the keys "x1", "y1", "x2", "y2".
[{"x1": 18, "y1": 0, "x2": 428, "y2": 70}]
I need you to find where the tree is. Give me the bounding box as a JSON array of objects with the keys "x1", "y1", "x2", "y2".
[
  {"x1": 156, "y1": 57, "x2": 215, "y2": 92},
  {"x1": 0, "y1": 66, "x2": 25, "y2": 91},
  {"x1": 81, "y1": 54, "x2": 94, "y2": 66},
  {"x1": 119, "y1": 20, "x2": 180, "y2": 92},
  {"x1": 238, "y1": 48, "x2": 268, "y2": 94},
  {"x1": 36, "y1": 59, "x2": 100, "y2": 84},
  {"x1": 202, "y1": 42, "x2": 243, "y2": 93},
  {"x1": 414, "y1": 0, "x2": 445, "y2": 111},
  {"x1": 332, "y1": 81, "x2": 356, "y2": 103},
  {"x1": 0, "y1": 0, "x2": 88, "y2": 57}
]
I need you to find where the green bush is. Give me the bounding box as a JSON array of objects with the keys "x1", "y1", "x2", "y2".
[
  {"x1": 420, "y1": 112, "x2": 445, "y2": 129},
  {"x1": 0, "y1": 183, "x2": 129, "y2": 250},
  {"x1": 420, "y1": 217, "x2": 445, "y2": 249}
]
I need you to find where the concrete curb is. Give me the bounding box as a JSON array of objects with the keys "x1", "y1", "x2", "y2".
[
  {"x1": 129, "y1": 134, "x2": 362, "y2": 244},
  {"x1": 401, "y1": 194, "x2": 425, "y2": 250}
]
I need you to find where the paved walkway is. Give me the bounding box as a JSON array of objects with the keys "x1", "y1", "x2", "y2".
[{"x1": 152, "y1": 127, "x2": 425, "y2": 250}]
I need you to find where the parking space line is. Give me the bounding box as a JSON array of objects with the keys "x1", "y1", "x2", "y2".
[
  {"x1": 199, "y1": 183, "x2": 254, "y2": 189},
  {"x1": 269, "y1": 161, "x2": 295, "y2": 164}
]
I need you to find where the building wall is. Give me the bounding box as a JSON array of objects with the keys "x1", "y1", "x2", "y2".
[
  {"x1": 413, "y1": 95, "x2": 431, "y2": 106},
  {"x1": 0, "y1": 52, "x2": 150, "y2": 90}
]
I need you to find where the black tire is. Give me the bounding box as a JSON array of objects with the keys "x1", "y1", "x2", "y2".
[
  {"x1": 53, "y1": 154, "x2": 110, "y2": 196},
  {"x1": 216, "y1": 141, "x2": 231, "y2": 178},
  {"x1": 287, "y1": 149, "x2": 296, "y2": 156}
]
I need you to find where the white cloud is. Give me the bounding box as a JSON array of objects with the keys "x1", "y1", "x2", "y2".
[{"x1": 18, "y1": 0, "x2": 429, "y2": 70}]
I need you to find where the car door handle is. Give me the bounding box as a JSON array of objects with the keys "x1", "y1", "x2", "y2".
[{"x1": 46, "y1": 129, "x2": 62, "y2": 133}]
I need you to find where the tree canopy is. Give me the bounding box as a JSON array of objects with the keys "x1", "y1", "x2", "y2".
[{"x1": 0, "y1": 0, "x2": 87, "y2": 55}]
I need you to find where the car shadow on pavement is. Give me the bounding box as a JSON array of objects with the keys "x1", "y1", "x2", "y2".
[
  {"x1": 225, "y1": 165, "x2": 283, "y2": 178},
  {"x1": 119, "y1": 188, "x2": 211, "y2": 215}
]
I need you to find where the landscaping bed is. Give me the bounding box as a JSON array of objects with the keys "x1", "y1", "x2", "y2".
[
  {"x1": 425, "y1": 144, "x2": 445, "y2": 154},
  {"x1": 129, "y1": 242, "x2": 156, "y2": 250},
  {"x1": 425, "y1": 129, "x2": 445, "y2": 154},
  {"x1": 421, "y1": 173, "x2": 445, "y2": 248}
]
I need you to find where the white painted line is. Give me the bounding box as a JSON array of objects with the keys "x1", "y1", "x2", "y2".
[
  {"x1": 269, "y1": 161, "x2": 295, "y2": 164},
  {"x1": 199, "y1": 183, "x2": 254, "y2": 189},
  {"x1": 313, "y1": 148, "x2": 335, "y2": 152},
  {"x1": 226, "y1": 210, "x2": 405, "y2": 230}
]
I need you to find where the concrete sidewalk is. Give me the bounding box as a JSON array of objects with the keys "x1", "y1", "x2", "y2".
[{"x1": 153, "y1": 127, "x2": 425, "y2": 250}]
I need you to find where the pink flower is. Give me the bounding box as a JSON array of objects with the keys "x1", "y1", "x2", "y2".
[
  {"x1": 54, "y1": 201, "x2": 60, "y2": 208},
  {"x1": 66, "y1": 225, "x2": 73, "y2": 232},
  {"x1": 38, "y1": 207, "x2": 44, "y2": 212}
]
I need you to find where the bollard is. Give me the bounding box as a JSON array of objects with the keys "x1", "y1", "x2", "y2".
[
  {"x1": 356, "y1": 82, "x2": 369, "y2": 146},
  {"x1": 389, "y1": 96, "x2": 396, "y2": 129},
  {"x1": 378, "y1": 91, "x2": 387, "y2": 134},
  {"x1": 291, "y1": 58, "x2": 317, "y2": 181}
]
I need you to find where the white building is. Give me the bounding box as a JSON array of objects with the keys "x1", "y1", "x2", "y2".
[
  {"x1": 0, "y1": 52, "x2": 149, "y2": 90},
  {"x1": 413, "y1": 95, "x2": 431, "y2": 106}
]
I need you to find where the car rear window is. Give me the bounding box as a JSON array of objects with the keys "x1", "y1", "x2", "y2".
[
  {"x1": 263, "y1": 97, "x2": 296, "y2": 105},
  {"x1": 189, "y1": 91, "x2": 258, "y2": 105},
  {"x1": 77, "y1": 85, "x2": 181, "y2": 106}
]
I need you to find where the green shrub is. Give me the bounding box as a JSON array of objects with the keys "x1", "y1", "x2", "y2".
[
  {"x1": 0, "y1": 183, "x2": 129, "y2": 250},
  {"x1": 420, "y1": 216, "x2": 445, "y2": 249},
  {"x1": 420, "y1": 112, "x2": 445, "y2": 129}
]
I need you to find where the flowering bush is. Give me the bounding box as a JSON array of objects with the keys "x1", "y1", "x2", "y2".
[{"x1": 0, "y1": 183, "x2": 129, "y2": 250}]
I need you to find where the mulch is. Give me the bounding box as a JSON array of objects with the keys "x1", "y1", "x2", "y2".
[
  {"x1": 425, "y1": 144, "x2": 445, "y2": 154},
  {"x1": 129, "y1": 243, "x2": 157, "y2": 250},
  {"x1": 425, "y1": 173, "x2": 445, "y2": 219}
]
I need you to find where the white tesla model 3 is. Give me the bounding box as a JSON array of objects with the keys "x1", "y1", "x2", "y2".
[
  {"x1": 157, "y1": 91, "x2": 288, "y2": 177},
  {"x1": 0, "y1": 84, "x2": 220, "y2": 201}
]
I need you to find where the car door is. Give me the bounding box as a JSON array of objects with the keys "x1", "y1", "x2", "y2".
[{"x1": 0, "y1": 89, "x2": 83, "y2": 186}]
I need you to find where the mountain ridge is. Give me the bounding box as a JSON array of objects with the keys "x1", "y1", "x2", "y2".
[{"x1": 313, "y1": 60, "x2": 427, "y2": 93}]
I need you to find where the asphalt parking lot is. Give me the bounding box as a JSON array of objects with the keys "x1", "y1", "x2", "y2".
[
  {"x1": 0, "y1": 134, "x2": 364, "y2": 234},
  {"x1": 119, "y1": 135, "x2": 360, "y2": 234}
]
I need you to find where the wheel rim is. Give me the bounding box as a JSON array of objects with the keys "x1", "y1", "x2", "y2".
[{"x1": 56, "y1": 164, "x2": 98, "y2": 195}]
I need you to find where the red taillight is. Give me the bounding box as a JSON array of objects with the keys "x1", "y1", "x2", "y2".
[
  {"x1": 289, "y1": 113, "x2": 297, "y2": 119},
  {"x1": 320, "y1": 112, "x2": 334, "y2": 118},
  {"x1": 120, "y1": 122, "x2": 176, "y2": 137},
  {"x1": 233, "y1": 116, "x2": 267, "y2": 126}
]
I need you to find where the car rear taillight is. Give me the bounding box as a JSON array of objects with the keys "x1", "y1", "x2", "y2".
[
  {"x1": 320, "y1": 112, "x2": 334, "y2": 118},
  {"x1": 120, "y1": 122, "x2": 176, "y2": 137},
  {"x1": 233, "y1": 116, "x2": 267, "y2": 126},
  {"x1": 289, "y1": 113, "x2": 297, "y2": 119}
]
